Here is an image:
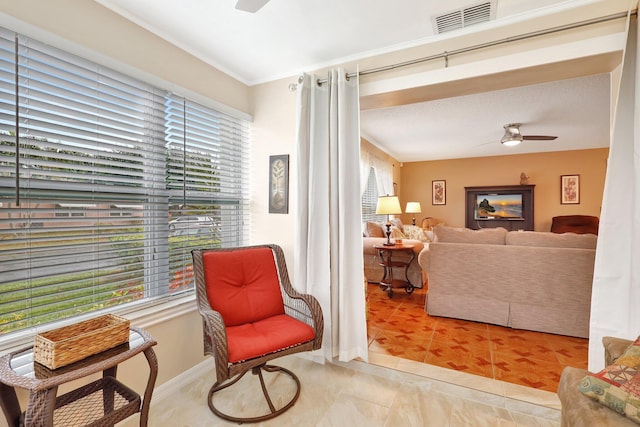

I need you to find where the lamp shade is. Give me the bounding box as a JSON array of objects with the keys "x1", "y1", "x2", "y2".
[
  {"x1": 405, "y1": 202, "x2": 422, "y2": 214},
  {"x1": 376, "y1": 195, "x2": 402, "y2": 215}
]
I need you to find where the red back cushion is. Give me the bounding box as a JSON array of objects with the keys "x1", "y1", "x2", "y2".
[{"x1": 202, "y1": 247, "x2": 285, "y2": 326}]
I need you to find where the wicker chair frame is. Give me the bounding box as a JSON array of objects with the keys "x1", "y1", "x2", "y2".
[
  {"x1": 191, "y1": 244, "x2": 323, "y2": 423},
  {"x1": 420, "y1": 216, "x2": 444, "y2": 230}
]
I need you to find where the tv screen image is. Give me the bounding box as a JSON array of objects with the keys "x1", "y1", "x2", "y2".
[{"x1": 474, "y1": 194, "x2": 524, "y2": 220}]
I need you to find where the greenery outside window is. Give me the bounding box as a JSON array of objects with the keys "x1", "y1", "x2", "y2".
[{"x1": 0, "y1": 28, "x2": 249, "y2": 335}]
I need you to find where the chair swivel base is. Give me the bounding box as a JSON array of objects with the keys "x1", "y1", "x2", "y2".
[{"x1": 208, "y1": 363, "x2": 301, "y2": 423}]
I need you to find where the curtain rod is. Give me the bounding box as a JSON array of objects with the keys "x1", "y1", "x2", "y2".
[{"x1": 290, "y1": 10, "x2": 634, "y2": 91}]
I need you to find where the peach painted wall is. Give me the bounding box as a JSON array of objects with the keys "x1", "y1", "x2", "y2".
[{"x1": 399, "y1": 148, "x2": 608, "y2": 231}]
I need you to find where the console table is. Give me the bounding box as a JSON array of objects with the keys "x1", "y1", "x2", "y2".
[
  {"x1": 374, "y1": 244, "x2": 416, "y2": 298},
  {"x1": 0, "y1": 327, "x2": 158, "y2": 427}
]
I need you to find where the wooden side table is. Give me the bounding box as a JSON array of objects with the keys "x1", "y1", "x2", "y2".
[
  {"x1": 374, "y1": 244, "x2": 416, "y2": 298},
  {"x1": 0, "y1": 327, "x2": 158, "y2": 427}
]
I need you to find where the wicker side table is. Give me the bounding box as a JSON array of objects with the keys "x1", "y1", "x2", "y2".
[{"x1": 0, "y1": 327, "x2": 158, "y2": 427}]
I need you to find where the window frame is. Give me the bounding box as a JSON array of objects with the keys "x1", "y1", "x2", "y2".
[{"x1": 0, "y1": 26, "x2": 251, "y2": 343}]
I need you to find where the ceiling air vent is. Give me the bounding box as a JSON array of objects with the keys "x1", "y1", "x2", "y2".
[{"x1": 433, "y1": 1, "x2": 495, "y2": 34}]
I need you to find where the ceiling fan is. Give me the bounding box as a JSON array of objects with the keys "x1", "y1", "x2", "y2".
[
  {"x1": 501, "y1": 123, "x2": 557, "y2": 146},
  {"x1": 235, "y1": 0, "x2": 270, "y2": 13}
]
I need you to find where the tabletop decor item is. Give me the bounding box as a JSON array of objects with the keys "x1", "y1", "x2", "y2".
[{"x1": 34, "y1": 314, "x2": 130, "y2": 369}]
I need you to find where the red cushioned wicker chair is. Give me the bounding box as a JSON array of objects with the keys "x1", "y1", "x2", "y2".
[{"x1": 191, "y1": 244, "x2": 323, "y2": 423}]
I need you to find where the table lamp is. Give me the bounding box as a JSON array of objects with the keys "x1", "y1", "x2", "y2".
[
  {"x1": 376, "y1": 195, "x2": 402, "y2": 246},
  {"x1": 405, "y1": 202, "x2": 422, "y2": 226}
]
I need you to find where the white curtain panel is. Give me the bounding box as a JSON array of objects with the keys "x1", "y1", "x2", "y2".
[
  {"x1": 589, "y1": 12, "x2": 640, "y2": 370},
  {"x1": 294, "y1": 69, "x2": 368, "y2": 362},
  {"x1": 359, "y1": 149, "x2": 371, "y2": 196}
]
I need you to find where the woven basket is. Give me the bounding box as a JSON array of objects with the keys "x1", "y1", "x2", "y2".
[{"x1": 34, "y1": 314, "x2": 130, "y2": 369}]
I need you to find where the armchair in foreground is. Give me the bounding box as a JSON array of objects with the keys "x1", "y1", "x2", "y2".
[{"x1": 191, "y1": 244, "x2": 323, "y2": 423}]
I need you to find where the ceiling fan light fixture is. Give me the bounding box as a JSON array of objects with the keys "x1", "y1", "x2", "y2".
[
  {"x1": 501, "y1": 133, "x2": 523, "y2": 146},
  {"x1": 500, "y1": 123, "x2": 523, "y2": 146}
]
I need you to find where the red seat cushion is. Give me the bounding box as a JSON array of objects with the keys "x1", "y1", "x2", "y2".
[
  {"x1": 226, "y1": 314, "x2": 316, "y2": 363},
  {"x1": 203, "y1": 247, "x2": 285, "y2": 326}
]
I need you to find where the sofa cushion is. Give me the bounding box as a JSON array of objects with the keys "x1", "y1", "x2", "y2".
[
  {"x1": 203, "y1": 247, "x2": 285, "y2": 327},
  {"x1": 365, "y1": 221, "x2": 385, "y2": 238},
  {"x1": 578, "y1": 336, "x2": 640, "y2": 424},
  {"x1": 433, "y1": 225, "x2": 507, "y2": 245},
  {"x1": 506, "y1": 231, "x2": 597, "y2": 249}
]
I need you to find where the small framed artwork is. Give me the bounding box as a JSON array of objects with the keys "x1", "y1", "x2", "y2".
[
  {"x1": 269, "y1": 155, "x2": 289, "y2": 214},
  {"x1": 561, "y1": 174, "x2": 580, "y2": 204},
  {"x1": 432, "y1": 180, "x2": 446, "y2": 205}
]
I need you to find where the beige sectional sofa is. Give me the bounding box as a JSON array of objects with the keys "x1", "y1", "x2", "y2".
[{"x1": 418, "y1": 225, "x2": 597, "y2": 338}]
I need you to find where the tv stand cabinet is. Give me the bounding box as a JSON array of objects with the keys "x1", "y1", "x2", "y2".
[{"x1": 465, "y1": 185, "x2": 534, "y2": 231}]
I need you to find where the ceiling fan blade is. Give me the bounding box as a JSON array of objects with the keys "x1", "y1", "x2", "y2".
[
  {"x1": 235, "y1": 0, "x2": 270, "y2": 13},
  {"x1": 522, "y1": 135, "x2": 558, "y2": 140}
]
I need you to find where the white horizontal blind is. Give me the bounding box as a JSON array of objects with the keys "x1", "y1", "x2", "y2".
[
  {"x1": 361, "y1": 167, "x2": 385, "y2": 223},
  {"x1": 0, "y1": 28, "x2": 250, "y2": 334},
  {"x1": 165, "y1": 95, "x2": 249, "y2": 293}
]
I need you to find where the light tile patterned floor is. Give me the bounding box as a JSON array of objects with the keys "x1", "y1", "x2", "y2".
[
  {"x1": 367, "y1": 282, "x2": 589, "y2": 393},
  {"x1": 125, "y1": 354, "x2": 561, "y2": 427},
  {"x1": 119, "y1": 282, "x2": 585, "y2": 426}
]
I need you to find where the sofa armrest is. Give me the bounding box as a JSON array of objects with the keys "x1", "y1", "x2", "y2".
[
  {"x1": 558, "y1": 366, "x2": 637, "y2": 427},
  {"x1": 603, "y1": 336, "x2": 633, "y2": 366},
  {"x1": 417, "y1": 245, "x2": 430, "y2": 271}
]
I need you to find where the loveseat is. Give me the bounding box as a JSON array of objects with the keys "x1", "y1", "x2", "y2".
[
  {"x1": 362, "y1": 220, "x2": 428, "y2": 288},
  {"x1": 418, "y1": 225, "x2": 597, "y2": 338}
]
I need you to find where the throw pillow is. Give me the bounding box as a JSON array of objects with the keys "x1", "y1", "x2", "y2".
[
  {"x1": 403, "y1": 224, "x2": 430, "y2": 242},
  {"x1": 578, "y1": 336, "x2": 640, "y2": 424},
  {"x1": 365, "y1": 221, "x2": 385, "y2": 238},
  {"x1": 390, "y1": 218, "x2": 404, "y2": 232}
]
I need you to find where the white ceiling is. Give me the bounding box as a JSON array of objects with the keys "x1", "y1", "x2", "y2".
[
  {"x1": 360, "y1": 73, "x2": 611, "y2": 162},
  {"x1": 96, "y1": 0, "x2": 619, "y2": 161}
]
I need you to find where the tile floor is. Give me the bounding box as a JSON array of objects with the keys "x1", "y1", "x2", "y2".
[
  {"x1": 366, "y1": 282, "x2": 589, "y2": 393},
  {"x1": 128, "y1": 353, "x2": 562, "y2": 426},
  {"x1": 120, "y1": 282, "x2": 588, "y2": 426}
]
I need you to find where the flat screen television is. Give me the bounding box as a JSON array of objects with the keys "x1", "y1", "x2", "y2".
[{"x1": 474, "y1": 193, "x2": 524, "y2": 220}]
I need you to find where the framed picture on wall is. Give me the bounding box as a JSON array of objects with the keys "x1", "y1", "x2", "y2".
[
  {"x1": 432, "y1": 180, "x2": 446, "y2": 205},
  {"x1": 269, "y1": 155, "x2": 289, "y2": 214},
  {"x1": 561, "y1": 174, "x2": 580, "y2": 204}
]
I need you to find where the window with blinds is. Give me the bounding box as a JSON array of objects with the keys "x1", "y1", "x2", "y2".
[
  {"x1": 0, "y1": 29, "x2": 249, "y2": 335},
  {"x1": 361, "y1": 167, "x2": 385, "y2": 223}
]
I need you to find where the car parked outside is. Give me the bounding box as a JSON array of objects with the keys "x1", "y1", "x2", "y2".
[{"x1": 169, "y1": 216, "x2": 216, "y2": 231}]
